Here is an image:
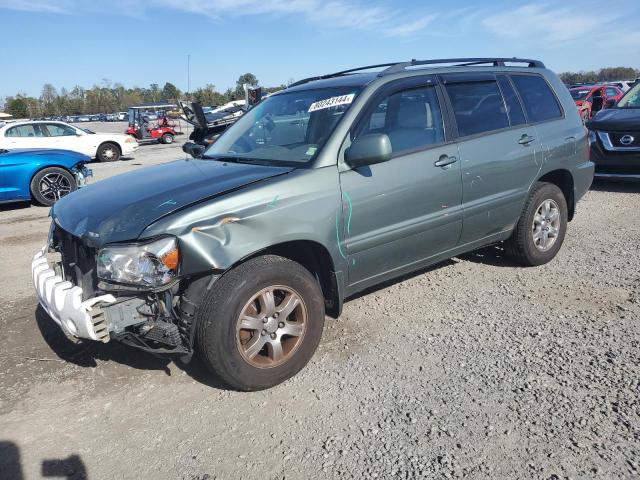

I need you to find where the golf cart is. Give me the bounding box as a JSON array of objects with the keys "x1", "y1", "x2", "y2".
[
  {"x1": 125, "y1": 103, "x2": 183, "y2": 144},
  {"x1": 181, "y1": 86, "x2": 263, "y2": 157}
]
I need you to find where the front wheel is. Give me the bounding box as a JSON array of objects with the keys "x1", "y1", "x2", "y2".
[
  {"x1": 505, "y1": 182, "x2": 568, "y2": 266},
  {"x1": 195, "y1": 255, "x2": 325, "y2": 391},
  {"x1": 161, "y1": 133, "x2": 174, "y2": 144},
  {"x1": 30, "y1": 167, "x2": 77, "y2": 206}
]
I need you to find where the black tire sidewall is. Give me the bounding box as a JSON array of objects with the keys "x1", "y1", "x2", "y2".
[
  {"x1": 196, "y1": 256, "x2": 325, "y2": 391},
  {"x1": 97, "y1": 143, "x2": 120, "y2": 162},
  {"x1": 520, "y1": 184, "x2": 568, "y2": 266},
  {"x1": 30, "y1": 167, "x2": 77, "y2": 206}
]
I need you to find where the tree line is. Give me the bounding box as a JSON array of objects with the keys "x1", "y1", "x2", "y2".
[
  {"x1": 558, "y1": 66, "x2": 639, "y2": 85},
  {"x1": 1, "y1": 73, "x2": 287, "y2": 119},
  {"x1": 3, "y1": 66, "x2": 638, "y2": 118}
]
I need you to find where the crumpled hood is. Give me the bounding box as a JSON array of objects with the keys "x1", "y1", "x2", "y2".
[
  {"x1": 52, "y1": 159, "x2": 292, "y2": 247},
  {"x1": 587, "y1": 108, "x2": 640, "y2": 131}
]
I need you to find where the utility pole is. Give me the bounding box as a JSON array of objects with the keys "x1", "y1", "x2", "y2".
[{"x1": 187, "y1": 54, "x2": 191, "y2": 95}]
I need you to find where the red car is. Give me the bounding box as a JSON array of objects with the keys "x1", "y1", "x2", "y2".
[{"x1": 569, "y1": 84, "x2": 624, "y2": 120}]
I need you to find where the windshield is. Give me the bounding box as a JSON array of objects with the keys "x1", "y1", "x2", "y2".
[
  {"x1": 204, "y1": 86, "x2": 361, "y2": 166},
  {"x1": 617, "y1": 82, "x2": 640, "y2": 108},
  {"x1": 570, "y1": 88, "x2": 591, "y2": 101}
]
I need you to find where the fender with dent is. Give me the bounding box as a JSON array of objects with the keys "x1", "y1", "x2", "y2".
[{"x1": 140, "y1": 166, "x2": 349, "y2": 279}]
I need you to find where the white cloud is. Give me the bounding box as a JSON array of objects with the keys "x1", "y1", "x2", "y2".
[
  {"x1": 383, "y1": 15, "x2": 438, "y2": 38},
  {"x1": 0, "y1": 0, "x2": 434, "y2": 37},
  {"x1": 482, "y1": 4, "x2": 616, "y2": 45},
  {"x1": 0, "y1": 0, "x2": 70, "y2": 13}
]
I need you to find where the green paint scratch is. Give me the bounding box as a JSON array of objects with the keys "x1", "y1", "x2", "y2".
[
  {"x1": 267, "y1": 195, "x2": 279, "y2": 208},
  {"x1": 158, "y1": 199, "x2": 177, "y2": 208},
  {"x1": 342, "y1": 191, "x2": 352, "y2": 235}
]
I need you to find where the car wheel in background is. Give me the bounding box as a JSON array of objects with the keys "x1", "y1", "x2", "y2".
[
  {"x1": 196, "y1": 255, "x2": 325, "y2": 391},
  {"x1": 161, "y1": 133, "x2": 174, "y2": 144},
  {"x1": 30, "y1": 167, "x2": 77, "y2": 207},
  {"x1": 505, "y1": 182, "x2": 568, "y2": 266},
  {"x1": 97, "y1": 142, "x2": 121, "y2": 162}
]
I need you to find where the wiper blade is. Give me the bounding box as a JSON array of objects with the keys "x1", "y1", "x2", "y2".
[{"x1": 201, "y1": 155, "x2": 271, "y2": 165}]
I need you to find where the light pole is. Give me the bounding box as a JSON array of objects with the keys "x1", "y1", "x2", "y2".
[{"x1": 187, "y1": 54, "x2": 191, "y2": 95}]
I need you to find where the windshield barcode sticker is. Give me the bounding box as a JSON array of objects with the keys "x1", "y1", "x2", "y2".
[{"x1": 308, "y1": 93, "x2": 355, "y2": 113}]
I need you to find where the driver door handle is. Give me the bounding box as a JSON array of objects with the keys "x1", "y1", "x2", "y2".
[
  {"x1": 518, "y1": 134, "x2": 535, "y2": 145},
  {"x1": 434, "y1": 154, "x2": 458, "y2": 168}
]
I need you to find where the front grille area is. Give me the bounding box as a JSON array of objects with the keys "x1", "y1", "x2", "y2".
[
  {"x1": 608, "y1": 131, "x2": 640, "y2": 148},
  {"x1": 53, "y1": 224, "x2": 99, "y2": 299},
  {"x1": 595, "y1": 164, "x2": 640, "y2": 175}
]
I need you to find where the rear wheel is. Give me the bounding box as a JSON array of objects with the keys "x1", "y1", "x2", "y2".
[
  {"x1": 196, "y1": 255, "x2": 325, "y2": 391},
  {"x1": 97, "y1": 142, "x2": 121, "y2": 162},
  {"x1": 505, "y1": 182, "x2": 568, "y2": 266},
  {"x1": 161, "y1": 133, "x2": 174, "y2": 144},
  {"x1": 30, "y1": 167, "x2": 77, "y2": 206}
]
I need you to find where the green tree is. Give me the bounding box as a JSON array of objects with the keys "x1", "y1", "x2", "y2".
[
  {"x1": 234, "y1": 73, "x2": 258, "y2": 99},
  {"x1": 5, "y1": 97, "x2": 29, "y2": 118},
  {"x1": 161, "y1": 82, "x2": 180, "y2": 100}
]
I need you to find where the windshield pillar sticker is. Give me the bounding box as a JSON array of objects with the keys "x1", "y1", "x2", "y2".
[{"x1": 308, "y1": 94, "x2": 355, "y2": 113}]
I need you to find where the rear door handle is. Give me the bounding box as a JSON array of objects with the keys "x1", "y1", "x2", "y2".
[
  {"x1": 518, "y1": 134, "x2": 535, "y2": 145},
  {"x1": 434, "y1": 155, "x2": 458, "y2": 168}
]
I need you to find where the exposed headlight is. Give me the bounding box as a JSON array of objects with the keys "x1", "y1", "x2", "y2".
[{"x1": 97, "y1": 237, "x2": 179, "y2": 287}]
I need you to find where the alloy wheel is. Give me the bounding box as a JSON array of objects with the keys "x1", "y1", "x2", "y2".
[
  {"x1": 236, "y1": 285, "x2": 307, "y2": 368},
  {"x1": 39, "y1": 173, "x2": 72, "y2": 202},
  {"x1": 532, "y1": 199, "x2": 561, "y2": 252}
]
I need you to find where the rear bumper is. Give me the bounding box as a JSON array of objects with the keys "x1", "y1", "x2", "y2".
[
  {"x1": 121, "y1": 141, "x2": 138, "y2": 155},
  {"x1": 32, "y1": 246, "x2": 115, "y2": 342}
]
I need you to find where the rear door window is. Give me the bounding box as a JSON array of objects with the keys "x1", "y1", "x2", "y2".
[
  {"x1": 496, "y1": 75, "x2": 526, "y2": 126},
  {"x1": 510, "y1": 75, "x2": 563, "y2": 123},
  {"x1": 5, "y1": 124, "x2": 38, "y2": 137},
  {"x1": 444, "y1": 80, "x2": 509, "y2": 136}
]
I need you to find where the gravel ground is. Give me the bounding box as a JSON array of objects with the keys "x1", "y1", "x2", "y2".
[{"x1": 0, "y1": 128, "x2": 638, "y2": 479}]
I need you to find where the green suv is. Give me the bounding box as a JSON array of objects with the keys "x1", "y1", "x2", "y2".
[{"x1": 32, "y1": 58, "x2": 594, "y2": 390}]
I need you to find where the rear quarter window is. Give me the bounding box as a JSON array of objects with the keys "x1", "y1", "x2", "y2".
[{"x1": 510, "y1": 75, "x2": 563, "y2": 123}]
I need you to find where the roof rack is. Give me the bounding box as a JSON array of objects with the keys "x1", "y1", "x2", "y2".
[
  {"x1": 381, "y1": 57, "x2": 545, "y2": 75},
  {"x1": 287, "y1": 63, "x2": 401, "y2": 88},
  {"x1": 288, "y1": 57, "x2": 545, "y2": 88}
]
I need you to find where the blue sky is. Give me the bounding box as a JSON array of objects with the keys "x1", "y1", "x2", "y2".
[{"x1": 1, "y1": 0, "x2": 639, "y2": 99}]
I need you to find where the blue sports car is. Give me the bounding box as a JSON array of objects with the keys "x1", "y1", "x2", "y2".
[{"x1": 0, "y1": 148, "x2": 92, "y2": 206}]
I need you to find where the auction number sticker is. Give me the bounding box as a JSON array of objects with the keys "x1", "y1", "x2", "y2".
[{"x1": 308, "y1": 93, "x2": 355, "y2": 112}]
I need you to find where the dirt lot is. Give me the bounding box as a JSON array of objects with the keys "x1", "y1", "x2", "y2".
[{"x1": 1, "y1": 126, "x2": 639, "y2": 479}]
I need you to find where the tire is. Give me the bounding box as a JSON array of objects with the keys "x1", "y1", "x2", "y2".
[
  {"x1": 195, "y1": 255, "x2": 325, "y2": 391},
  {"x1": 96, "y1": 142, "x2": 121, "y2": 162},
  {"x1": 505, "y1": 182, "x2": 568, "y2": 266},
  {"x1": 30, "y1": 167, "x2": 77, "y2": 206},
  {"x1": 161, "y1": 133, "x2": 174, "y2": 144}
]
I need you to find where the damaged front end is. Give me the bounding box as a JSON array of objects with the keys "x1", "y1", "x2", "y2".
[{"x1": 36, "y1": 222, "x2": 217, "y2": 359}]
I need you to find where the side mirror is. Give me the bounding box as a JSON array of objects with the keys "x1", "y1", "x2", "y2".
[
  {"x1": 605, "y1": 99, "x2": 616, "y2": 108},
  {"x1": 345, "y1": 133, "x2": 392, "y2": 168},
  {"x1": 183, "y1": 142, "x2": 206, "y2": 158}
]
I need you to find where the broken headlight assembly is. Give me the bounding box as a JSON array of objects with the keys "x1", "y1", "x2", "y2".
[{"x1": 97, "y1": 237, "x2": 179, "y2": 288}]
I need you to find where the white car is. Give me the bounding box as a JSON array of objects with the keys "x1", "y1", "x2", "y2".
[{"x1": 0, "y1": 121, "x2": 138, "y2": 162}]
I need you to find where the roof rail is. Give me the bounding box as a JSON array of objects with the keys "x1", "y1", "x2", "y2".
[
  {"x1": 381, "y1": 57, "x2": 545, "y2": 75},
  {"x1": 287, "y1": 63, "x2": 401, "y2": 88},
  {"x1": 287, "y1": 57, "x2": 545, "y2": 88}
]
